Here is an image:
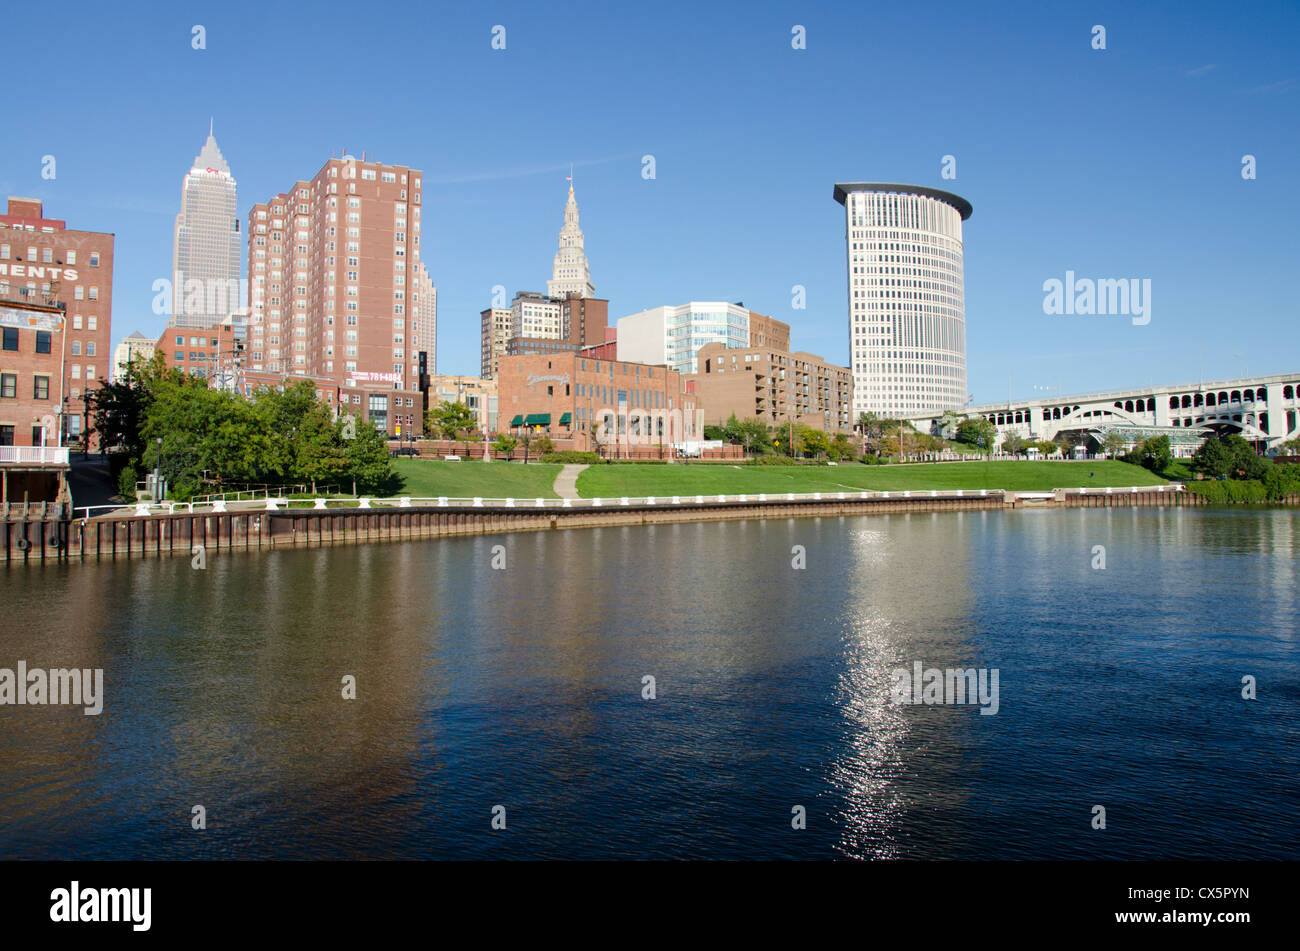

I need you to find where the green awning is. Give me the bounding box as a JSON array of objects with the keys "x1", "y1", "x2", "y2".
[
  {"x1": 559, "y1": 412, "x2": 571, "y2": 425},
  {"x1": 509, "y1": 414, "x2": 524, "y2": 426},
  {"x1": 524, "y1": 413, "x2": 551, "y2": 426}
]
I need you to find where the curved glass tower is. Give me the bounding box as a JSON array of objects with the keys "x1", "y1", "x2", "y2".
[{"x1": 834, "y1": 183, "x2": 972, "y2": 418}]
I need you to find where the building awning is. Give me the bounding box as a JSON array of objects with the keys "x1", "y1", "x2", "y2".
[
  {"x1": 509, "y1": 414, "x2": 524, "y2": 427},
  {"x1": 559, "y1": 412, "x2": 571, "y2": 425},
  {"x1": 524, "y1": 413, "x2": 551, "y2": 426}
]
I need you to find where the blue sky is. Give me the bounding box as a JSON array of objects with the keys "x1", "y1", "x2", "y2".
[{"x1": 5, "y1": 0, "x2": 1296, "y2": 402}]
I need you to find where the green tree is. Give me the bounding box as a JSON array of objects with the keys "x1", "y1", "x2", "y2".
[
  {"x1": 1001, "y1": 432, "x2": 1027, "y2": 455},
  {"x1": 491, "y1": 433, "x2": 518, "y2": 457},
  {"x1": 427, "y1": 400, "x2": 476, "y2": 440},
  {"x1": 954, "y1": 416, "x2": 996, "y2": 449},
  {"x1": 1135, "y1": 434, "x2": 1173, "y2": 474},
  {"x1": 829, "y1": 432, "x2": 854, "y2": 461},
  {"x1": 1102, "y1": 431, "x2": 1127, "y2": 458},
  {"x1": 344, "y1": 416, "x2": 397, "y2": 494},
  {"x1": 86, "y1": 351, "x2": 184, "y2": 469},
  {"x1": 799, "y1": 427, "x2": 830, "y2": 459},
  {"x1": 1190, "y1": 436, "x2": 1233, "y2": 479}
]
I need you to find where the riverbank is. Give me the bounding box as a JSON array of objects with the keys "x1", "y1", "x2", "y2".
[{"x1": 2, "y1": 483, "x2": 1227, "y2": 563}]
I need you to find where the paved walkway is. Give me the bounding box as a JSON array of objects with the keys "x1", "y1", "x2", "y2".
[{"x1": 552, "y1": 464, "x2": 589, "y2": 500}]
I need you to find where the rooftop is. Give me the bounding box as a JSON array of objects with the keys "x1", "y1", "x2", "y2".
[{"x1": 833, "y1": 182, "x2": 973, "y2": 220}]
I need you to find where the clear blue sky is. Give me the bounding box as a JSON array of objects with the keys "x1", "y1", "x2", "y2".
[{"x1": 5, "y1": 0, "x2": 1297, "y2": 402}]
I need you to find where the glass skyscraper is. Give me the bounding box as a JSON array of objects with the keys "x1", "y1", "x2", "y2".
[{"x1": 172, "y1": 124, "x2": 241, "y2": 329}]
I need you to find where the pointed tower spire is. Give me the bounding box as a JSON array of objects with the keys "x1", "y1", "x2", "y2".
[{"x1": 548, "y1": 175, "x2": 594, "y2": 299}]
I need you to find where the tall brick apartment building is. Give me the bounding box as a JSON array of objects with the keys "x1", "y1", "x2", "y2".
[
  {"x1": 0, "y1": 198, "x2": 113, "y2": 446},
  {"x1": 244, "y1": 155, "x2": 431, "y2": 422}
]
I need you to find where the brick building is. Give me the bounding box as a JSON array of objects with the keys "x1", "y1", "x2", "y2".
[
  {"x1": 687, "y1": 341, "x2": 853, "y2": 433},
  {"x1": 0, "y1": 292, "x2": 69, "y2": 505},
  {"x1": 496, "y1": 351, "x2": 699, "y2": 453},
  {"x1": 0, "y1": 197, "x2": 113, "y2": 446},
  {"x1": 245, "y1": 154, "x2": 429, "y2": 406}
]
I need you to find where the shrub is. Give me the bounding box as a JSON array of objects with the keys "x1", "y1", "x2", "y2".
[
  {"x1": 117, "y1": 463, "x2": 139, "y2": 500},
  {"x1": 1185, "y1": 480, "x2": 1268, "y2": 503},
  {"x1": 1263, "y1": 463, "x2": 1300, "y2": 500},
  {"x1": 541, "y1": 451, "x2": 600, "y2": 465}
]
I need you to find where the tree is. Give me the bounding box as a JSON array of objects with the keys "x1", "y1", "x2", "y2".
[
  {"x1": 799, "y1": 427, "x2": 830, "y2": 459},
  {"x1": 491, "y1": 433, "x2": 518, "y2": 458},
  {"x1": 829, "y1": 433, "x2": 854, "y2": 461},
  {"x1": 1102, "y1": 431, "x2": 1127, "y2": 458},
  {"x1": 1190, "y1": 436, "x2": 1233, "y2": 479},
  {"x1": 426, "y1": 400, "x2": 476, "y2": 440},
  {"x1": 1134, "y1": 435, "x2": 1173, "y2": 474},
  {"x1": 344, "y1": 416, "x2": 397, "y2": 494},
  {"x1": 1001, "y1": 432, "x2": 1027, "y2": 455},
  {"x1": 732, "y1": 417, "x2": 773, "y2": 455},
  {"x1": 532, "y1": 435, "x2": 555, "y2": 455},
  {"x1": 86, "y1": 351, "x2": 184, "y2": 468},
  {"x1": 954, "y1": 416, "x2": 996, "y2": 449}
]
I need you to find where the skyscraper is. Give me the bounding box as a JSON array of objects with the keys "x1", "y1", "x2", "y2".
[
  {"x1": 172, "y1": 123, "x2": 241, "y2": 329},
  {"x1": 413, "y1": 260, "x2": 436, "y2": 375},
  {"x1": 834, "y1": 182, "x2": 972, "y2": 417},
  {"x1": 546, "y1": 180, "x2": 595, "y2": 300}
]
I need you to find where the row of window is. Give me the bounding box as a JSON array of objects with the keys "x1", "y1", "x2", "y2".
[
  {"x1": 0, "y1": 245, "x2": 101, "y2": 267},
  {"x1": 0, "y1": 373, "x2": 52, "y2": 400}
]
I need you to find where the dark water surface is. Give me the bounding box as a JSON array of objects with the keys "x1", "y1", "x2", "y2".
[{"x1": 2, "y1": 507, "x2": 1297, "y2": 859}]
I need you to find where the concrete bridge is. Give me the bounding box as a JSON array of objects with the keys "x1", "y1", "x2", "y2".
[{"x1": 907, "y1": 371, "x2": 1300, "y2": 450}]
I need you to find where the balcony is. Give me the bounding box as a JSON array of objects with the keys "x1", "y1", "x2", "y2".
[{"x1": 0, "y1": 446, "x2": 70, "y2": 466}]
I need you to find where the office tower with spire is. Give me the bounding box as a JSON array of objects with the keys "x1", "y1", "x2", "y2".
[
  {"x1": 171, "y1": 123, "x2": 241, "y2": 329},
  {"x1": 546, "y1": 174, "x2": 595, "y2": 300}
]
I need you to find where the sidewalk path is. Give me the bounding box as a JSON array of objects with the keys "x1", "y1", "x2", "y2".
[{"x1": 552, "y1": 464, "x2": 589, "y2": 500}]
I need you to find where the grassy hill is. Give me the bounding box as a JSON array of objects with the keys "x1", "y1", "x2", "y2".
[
  {"x1": 574, "y1": 460, "x2": 1168, "y2": 498},
  {"x1": 393, "y1": 459, "x2": 561, "y2": 499}
]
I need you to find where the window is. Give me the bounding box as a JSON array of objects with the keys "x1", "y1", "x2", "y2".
[
  {"x1": 0, "y1": 373, "x2": 15, "y2": 398},
  {"x1": 87, "y1": 315, "x2": 97, "y2": 330},
  {"x1": 71, "y1": 365, "x2": 80, "y2": 378},
  {"x1": 71, "y1": 341, "x2": 81, "y2": 355},
  {"x1": 34, "y1": 376, "x2": 50, "y2": 400},
  {"x1": 36, "y1": 330, "x2": 51, "y2": 353},
  {"x1": 0, "y1": 426, "x2": 11, "y2": 446},
  {"x1": 89, "y1": 252, "x2": 99, "y2": 266},
  {"x1": 1, "y1": 327, "x2": 16, "y2": 351},
  {"x1": 87, "y1": 342, "x2": 95, "y2": 356}
]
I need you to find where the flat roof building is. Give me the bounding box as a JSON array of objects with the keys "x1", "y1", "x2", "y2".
[
  {"x1": 687, "y1": 342, "x2": 853, "y2": 433},
  {"x1": 616, "y1": 302, "x2": 789, "y2": 375},
  {"x1": 0, "y1": 197, "x2": 114, "y2": 449},
  {"x1": 835, "y1": 182, "x2": 971, "y2": 418},
  {"x1": 495, "y1": 351, "x2": 699, "y2": 453}
]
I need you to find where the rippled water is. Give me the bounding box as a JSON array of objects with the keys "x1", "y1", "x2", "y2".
[{"x1": 1, "y1": 507, "x2": 1297, "y2": 859}]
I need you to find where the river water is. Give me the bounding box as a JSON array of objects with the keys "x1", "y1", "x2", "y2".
[{"x1": 1, "y1": 507, "x2": 1297, "y2": 859}]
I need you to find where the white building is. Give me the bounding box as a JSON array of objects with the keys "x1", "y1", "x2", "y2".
[
  {"x1": 112, "y1": 330, "x2": 156, "y2": 382},
  {"x1": 617, "y1": 302, "x2": 753, "y2": 375},
  {"x1": 546, "y1": 181, "x2": 595, "y2": 299},
  {"x1": 172, "y1": 123, "x2": 241, "y2": 329},
  {"x1": 510, "y1": 291, "x2": 562, "y2": 340},
  {"x1": 412, "y1": 260, "x2": 436, "y2": 376},
  {"x1": 835, "y1": 182, "x2": 971, "y2": 418}
]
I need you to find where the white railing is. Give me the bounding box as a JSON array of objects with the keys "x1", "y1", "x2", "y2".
[
  {"x1": 0, "y1": 446, "x2": 69, "y2": 465},
  {"x1": 70, "y1": 486, "x2": 1175, "y2": 520}
]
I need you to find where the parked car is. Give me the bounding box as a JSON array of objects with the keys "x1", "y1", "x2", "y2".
[{"x1": 390, "y1": 446, "x2": 421, "y2": 457}]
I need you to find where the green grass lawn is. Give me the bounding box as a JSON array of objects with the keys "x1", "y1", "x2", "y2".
[
  {"x1": 574, "y1": 460, "x2": 1169, "y2": 498},
  {"x1": 393, "y1": 459, "x2": 562, "y2": 499}
]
